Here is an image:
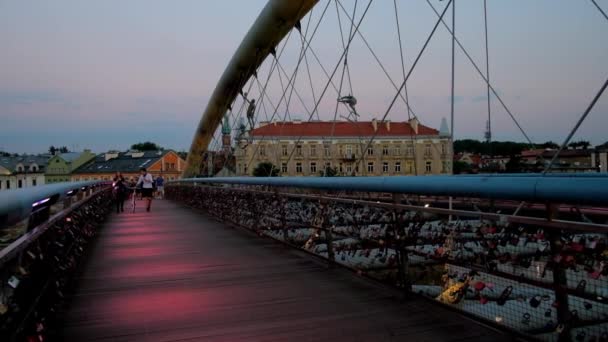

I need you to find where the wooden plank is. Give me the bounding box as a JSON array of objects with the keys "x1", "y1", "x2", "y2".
[{"x1": 60, "y1": 201, "x2": 510, "y2": 341}]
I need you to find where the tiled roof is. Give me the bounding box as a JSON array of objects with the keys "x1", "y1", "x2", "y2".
[
  {"x1": 74, "y1": 150, "x2": 169, "y2": 174},
  {"x1": 59, "y1": 152, "x2": 85, "y2": 163},
  {"x1": 250, "y1": 121, "x2": 439, "y2": 138},
  {"x1": 0, "y1": 155, "x2": 49, "y2": 173}
]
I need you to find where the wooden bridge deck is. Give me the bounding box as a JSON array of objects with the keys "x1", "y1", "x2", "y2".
[{"x1": 61, "y1": 200, "x2": 511, "y2": 341}]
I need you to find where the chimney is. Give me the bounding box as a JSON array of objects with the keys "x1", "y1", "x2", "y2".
[
  {"x1": 372, "y1": 118, "x2": 378, "y2": 132},
  {"x1": 385, "y1": 120, "x2": 391, "y2": 132},
  {"x1": 408, "y1": 118, "x2": 419, "y2": 134}
]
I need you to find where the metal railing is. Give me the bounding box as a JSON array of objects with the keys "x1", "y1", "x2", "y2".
[
  {"x1": 0, "y1": 182, "x2": 113, "y2": 341},
  {"x1": 167, "y1": 175, "x2": 608, "y2": 342}
]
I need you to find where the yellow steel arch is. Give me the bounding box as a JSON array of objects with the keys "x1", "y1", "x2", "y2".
[{"x1": 184, "y1": 0, "x2": 319, "y2": 177}]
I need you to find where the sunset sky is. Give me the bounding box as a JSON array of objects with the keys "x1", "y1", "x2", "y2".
[{"x1": 1, "y1": 0, "x2": 607, "y2": 154}]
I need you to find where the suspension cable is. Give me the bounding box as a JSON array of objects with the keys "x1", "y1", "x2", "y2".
[
  {"x1": 590, "y1": 0, "x2": 608, "y2": 22},
  {"x1": 426, "y1": 0, "x2": 536, "y2": 150},
  {"x1": 394, "y1": 0, "x2": 418, "y2": 176},
  {"x1": 543, "y1": 75, "x2": 608, "y2": 174},
  {"x1": 244, "y1": 0, "x2": 333, "y2": 174},
  {"x1": 279, "y1": 0, "x2": 375, "y2": 175},
  {"x1": 483, "y1": 0, "x2": 492, "y2": 152},
  {"x1": 354, "y1": 0, "x2": 453, "y2": 174},
  {"x1": 450, "y1": 0, "x2": 456, "y2": 173}
]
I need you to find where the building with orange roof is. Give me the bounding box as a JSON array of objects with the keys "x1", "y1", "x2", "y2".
[{"x1": 235, "y1": 118, "x2": 452, "y2": 176}]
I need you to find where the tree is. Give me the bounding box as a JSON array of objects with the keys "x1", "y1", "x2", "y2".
[
  {"x1": 540, "y1": 141, "x2": 559, "y2": 149},
  {"x1": 505, "y1": 155, "x2": 523, "y2": 173},
  {"x1": 59, "y1": 146, "x2": 69, "y2": 153},
  {"x1": 568, "y1": 140, "x2": 590, "y2": 149},
  {"x1": 253, "y1": 162, "x2": 279, "y2": 177},
  {"x1": 131, "y1": 142, "x2": 163, "y2": 151},
  {"x1": 453, "y1": 161, "x2": 472, "y2": 174},
  {"x1": 49, "y1": 146, "x2": 57, "y2": 155},
  {"x1": 319, "y1": 166, "x2": 338, "y2": 177}
]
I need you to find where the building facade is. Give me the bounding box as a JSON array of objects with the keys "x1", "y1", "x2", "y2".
[
  {"x1": 72, "y1": 150, "x2": 187, "y2": 182},
  {"x1": 0, "y1": 155, "x2": 49, "y2": 191},
  {"x1": 235, "y1": 119, "x2": 452, "y2": 177},
  {"x1": 46, "y1": 150, "x2": 96, "y2": 183}
]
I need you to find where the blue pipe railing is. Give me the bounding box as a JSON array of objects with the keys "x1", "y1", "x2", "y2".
[
  {"x1": 173, "y1": 174, "x2": 608, "y2": 206},
  {"x1": 0, "y1": 181, "x2": 108, "y2": 228}
]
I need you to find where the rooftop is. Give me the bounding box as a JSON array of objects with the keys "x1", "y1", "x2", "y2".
[{"x1": 250, "y1": 120, "x2": 439, "y2": 138}]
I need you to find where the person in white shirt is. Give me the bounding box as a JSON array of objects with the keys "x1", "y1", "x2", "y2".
[{"x1": 136, "y1": 167, "x2": 154, "y2": 212}]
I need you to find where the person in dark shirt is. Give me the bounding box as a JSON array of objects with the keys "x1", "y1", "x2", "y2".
[
  {"x1": 155, "y1": 175, "x2": 165, "y2": 199},
  {"x1": 113, "y1": 172, "x2": 127, "y2": 213}
]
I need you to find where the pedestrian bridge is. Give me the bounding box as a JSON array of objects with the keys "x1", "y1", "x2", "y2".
[
  {"x1": 60, "y1": 200, "x2": 505, "y2": 341},
  {"x1": 1, "y1": 176, "x2": 608, "y2": 341}
]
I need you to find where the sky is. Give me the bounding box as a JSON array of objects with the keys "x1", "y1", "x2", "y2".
[{"x1": 0, "y1": 0, "x2": 607, "y2": 154}]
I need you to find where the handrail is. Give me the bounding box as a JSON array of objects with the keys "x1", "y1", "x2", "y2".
[
  {"x1": 170, "y1": 174, "x2": 608, "y2": 206},
  {"x1": 0, "y1": 181, "x2": 109, "y2": 228}
]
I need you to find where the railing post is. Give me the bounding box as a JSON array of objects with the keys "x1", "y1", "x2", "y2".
[
  {"x1": 317, "y1": 199, "x2": 334, "y2": 265},
  {"x1": 546, "y1": 202, "x2": 571, "y2": 341},
  {"x1": 392, "y1": 193, "x2": 411, "y2": 294}
]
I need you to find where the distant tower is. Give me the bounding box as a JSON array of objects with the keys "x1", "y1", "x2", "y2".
[
  {"x1": 484, "y1": 120, "x2": 492, "y2": 144},
  {"x1": 222, "y1": 115, "x2": 231, "y2": 154}
]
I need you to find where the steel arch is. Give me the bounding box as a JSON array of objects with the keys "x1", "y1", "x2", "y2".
[{"x1": 184, "y1": 0, "x2": 319, "y2": 177}]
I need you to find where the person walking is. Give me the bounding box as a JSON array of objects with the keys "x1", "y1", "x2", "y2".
[
  {"x1": 136, "y1": 167, "x2": 154, "y2": 212},
  {"x1": 113, "y1": 172, "x2": 127, "y2": 213},
  {"x1": 155, "y1": 174, "x2": 165, "y2": 199}
]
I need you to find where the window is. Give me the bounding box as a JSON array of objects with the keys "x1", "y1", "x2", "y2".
[
  {"x1": 31, "y1": 166, "x2": 37, "y2": 172},
  {"x1": 367, "y1": 162, "x2": 374, "y2": 173},
  {"x1": 425, "y1": 161, "x2": 432, "y2": 173},
  {"x1": 310, "y1": 162, "x2": 317, "y2": 173},
  {"x1": 260, "y1": 145, "x2": 266, "y2": 157},
  {"x1": 310, "y1": 144, "x2": 316, "y2": 157},
  {"x1": 407, "y1": 145, "x2": 414, "y2": 156},
  {"x1": 17, "y1": 166, "x2": 23, "y2": 172},
  {"x1": 238, "y1": 164, "x2": 242, "y2": 173},
  {"x1": 406, "y1": 161, "x2": 414, "y2": 174},
  {"x1": 296, "y1": 162, "x2": 303, "y2": 173},
  {"x1": 339, "y1": 163, "x2": 343, "y2": 173},
  {"x1": 282, "y1": 145, "x2": 288, "y2": 156},
  {"x1": 441, "y1": 143, "x2": 447, "y2": 155},
  {"x1": 382, "y1": 145, "x2": 389, "y2": 156},
  {"x1": 367, "y1": 147, "x2": 374, "y2": 156},
  {"x1": 281, "y1": 163, "x2": 288, "y2": 173},
  {"x1": 382, "y1": 162, "x2": 389, "y2": 173},
  {"x1": 346, "y1": 145, "x2": 352, "y2": 157},
  {"x1": 346, "y1": 164, "x2": 352, "y2": 174},
  {"x1": 18, "y1": 179, "x2": 23, "y2": 188},
  {"x1": 324, "y1": 144, "x2": 330, "y2": 157},
  {"x1": 425, "y1": 144, "x2": 432, "y2": 156},
  {"x1": 32, "y1": 179, "x2": 37, "y2": 186},
  {"x1": 296, "y1": 145, "x2": 302, "y2": 156},
  {"x1": 5, "y1": 180, "x2": 9, "y2": 189},
  {"x1": 244, "y1": 165, "x2": 248, "y2": 174},
  {"x1": 395, "y1": 162, "x2": 401, "y2": 173},
  {"x1": 394, "y1": 145, "x2": 401, "y2": 156}
]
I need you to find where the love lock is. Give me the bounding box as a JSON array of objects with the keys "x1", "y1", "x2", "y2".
[
  {"x1": 521, "y1": 313, "x2": 531, "y2": 325},
  {"x1": 545, "y1": 308, "x2": 552, "y2": 317},
  {"x1": 530, "y1": 295, "x2": 542, "y2": 308},
  {"x1": 576, "y1": 280, "x2": 587, "y2": 294},
  {"x1": 496, "y1": 286, "x2": 513, "y2": 306}
]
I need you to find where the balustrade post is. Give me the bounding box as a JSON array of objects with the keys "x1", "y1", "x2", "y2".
[
  {"x1": 547, "y1": 202, "x2": 571, "y2": 342},
  {"x1": 392, "y1": 193, "x2": 411, "y2": 294}
]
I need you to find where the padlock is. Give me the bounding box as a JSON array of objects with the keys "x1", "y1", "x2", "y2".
[
  {"x1": 496, "y1": 286, "x2": 513, "y2": 306},
  {"x1": 576, "y1": 280, "x2": 587, "y2": 293},
  {"x1": 530, "y1": 295, "x2": 542, "y2": 308},
  {"x1": 545, "y1": 308, "x2": 552, "y2": 317},
  {"x1": 584, "y1": 301, "x2": 593, "y2": 310},
  {"x1": 521, "y1": 313, "x2": 531, "y2": 325}
]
